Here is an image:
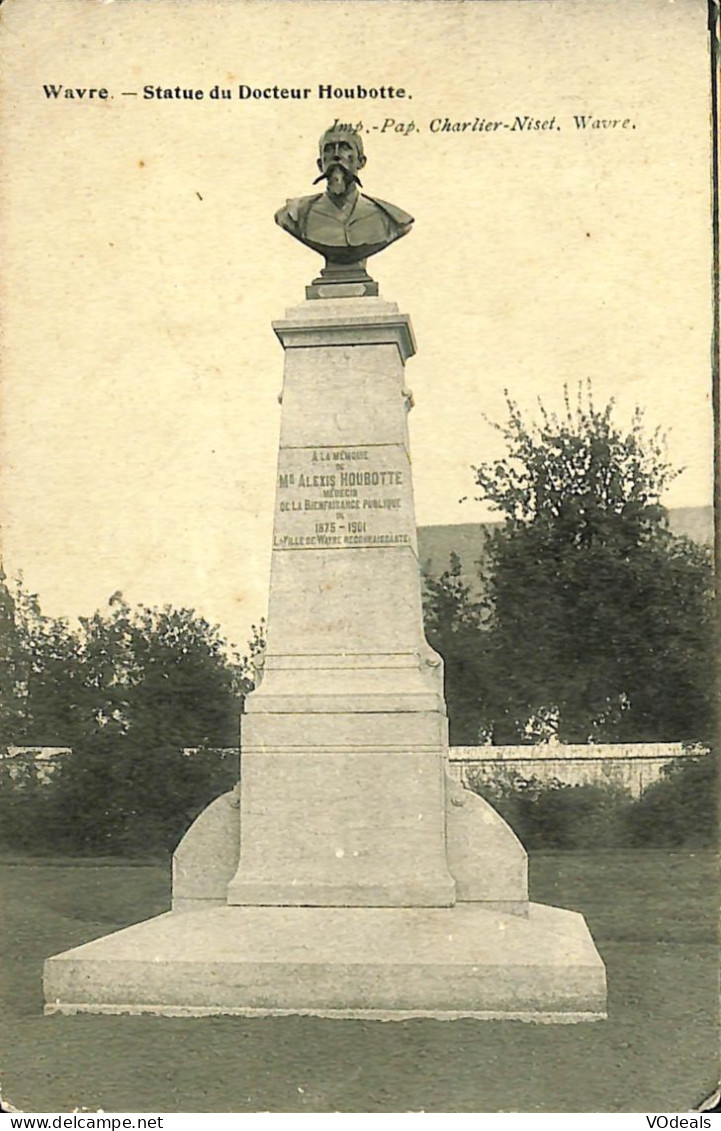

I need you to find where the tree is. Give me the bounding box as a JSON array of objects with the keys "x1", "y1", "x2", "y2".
[
  {"x1": 0, "y1": 566, "x2": 26, "y2": 748},
  {"x1": 50, "y1": 595, "x2": 259, "y2": 853},
  {"x1": 10, "y1": 582, "x2": 88, "y2": 747},
  {"x1": 0, "y1": 582, "x2": 264, "y2": 853},
  {"x1": 428, "y1": 385, "x2": 715, "y2": 744},
  {"x1": 423, "y1": 553, "x2": 495, "y2": 744},
  {"x1": 0, "y1": 571, "x2": 94, "y2": 748},
  {"x1": 79, "y1": 594, "x2": 250, "y2": 749},
  {"x1": 622, "y1": 751, "x2": 718, "y2": 848}
]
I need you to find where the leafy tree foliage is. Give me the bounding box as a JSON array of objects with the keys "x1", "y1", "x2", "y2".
[
  {"x1": 423, "y1": 553, "x2": 495, "y2": 745},
  {"x1": 465, "y1": 751, "x2": 717, "y2": 850},
  {"x1": 0, "y1": 568, "x2": 26, "y2": 749},
  {"x1": 425, "y1": 386, "x2": 715, "y2": 744},
  {"x1": 0, "y1": 581, "x2": 263, "y2": 853},
  {"x1": 79, "y1": 594, "x2": 248, "y2": 749},
  {"x1": 8, "y1": 583, "x2": 87, "y2": 747},
  {"x1": 622, "y1": 751, "x2": 718, "y2": 848},
  {"x1": 468, "y1": 767, "x2": 634, "y2": 849},
  {"x1": 49, "y1": 595, "x2": 257, "y2": 852}
]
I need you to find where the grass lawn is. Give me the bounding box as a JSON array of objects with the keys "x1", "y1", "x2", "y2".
[{"x1": 0, "y1": 850, "x2": 717, "y2": 1113}]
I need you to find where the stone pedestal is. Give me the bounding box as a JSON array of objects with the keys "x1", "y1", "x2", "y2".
[
  {"x1": 228, "y1": 296, "x2": 454, "y2": 908},
  {"x1": 43, "y1": 288, "x2": 607, "y2": 1021},
  {"x1": 44, "y1": 903, "x2": 605, "y2": 1022}
]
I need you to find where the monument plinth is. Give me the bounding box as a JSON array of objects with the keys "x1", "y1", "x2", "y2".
[
  {"x1": 44, "y1": 126, "x2": 606, "y2": 1021},
  {"x1": 227, "y1": 295, "x2": 454, "y2": 909}
]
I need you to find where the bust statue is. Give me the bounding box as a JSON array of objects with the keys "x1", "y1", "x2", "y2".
[{"x1": 274, "y1": 125, "x2": 414, "y2": 267}]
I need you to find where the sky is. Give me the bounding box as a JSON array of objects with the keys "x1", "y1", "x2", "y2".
[{"x1": 1, "y1": 0, "x2": 714, "y2": 649}]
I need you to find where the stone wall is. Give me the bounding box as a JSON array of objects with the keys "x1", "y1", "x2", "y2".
[
  {"x1": 7, "y1": 742, "x2": 706, "y2": 799},
  {"x1": 448, "y1": 742, "x2": 708, "y2": 798}
]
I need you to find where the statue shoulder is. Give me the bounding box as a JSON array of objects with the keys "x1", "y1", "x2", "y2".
[
  {"x1": 275, "y1": 194, "x2": 323, "y2": 230},
  {"x1": 362, "y1": 195, "x2": 414, "y2": 229}
]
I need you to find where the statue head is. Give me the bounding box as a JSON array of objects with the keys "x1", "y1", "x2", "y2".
[
  {"x1": 274, "y1": 124, "x2": 414, "y2": 279},
  {"x1": 315, "y1": 124, "x2": 367, "y2": 198}
]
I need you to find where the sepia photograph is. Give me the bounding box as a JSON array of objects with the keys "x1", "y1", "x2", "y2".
[{"x1": 0, "y1": 0, "x2": 717, "y2": 1115}]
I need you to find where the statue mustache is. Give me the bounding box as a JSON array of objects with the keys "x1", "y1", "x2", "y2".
[{"x1": 313, "y1": 164, "x2": 363, "y2": 187}]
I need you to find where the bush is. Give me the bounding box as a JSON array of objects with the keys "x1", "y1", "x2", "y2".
[
  {"x1": 530, "y1": 782, "x2": 633, "y2": 849},
  {"x1": 467, "y1": 768, "x2": 633, "y2": 849},
  {"x1": 0, "y1": 737, "x2": 239, "y2": 858},
  {"x1": 48, "y1": 730, "x2": 240, "y2": 856},
  {"x1": 0, "y1": 760, "x2": 67, "y2": 853},
  {"x1": 0, "y1": 586, "x2": 254, "y2": 856},
  {"x1": 622, "y1": 752, "x2": 718, "y2": 848},
  {"x1": 467, "y1": 753, "x2": 717, "y2": 850}
]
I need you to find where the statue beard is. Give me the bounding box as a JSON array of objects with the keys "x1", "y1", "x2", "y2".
[
  {"x1": 327, "y1": 166, "x2": 350, "y2": 197},
  {"x1": 313, "y1": 163, "x2": 362, "y2": 197}
]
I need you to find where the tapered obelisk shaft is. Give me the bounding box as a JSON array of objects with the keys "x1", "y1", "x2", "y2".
[{"x1": 227, "y1": 295, "x2": 455, "y2": 906}]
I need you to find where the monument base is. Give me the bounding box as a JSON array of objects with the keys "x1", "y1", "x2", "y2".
[{"x1": 44, "y1": 902, "x2": 606, "y2": 1022}]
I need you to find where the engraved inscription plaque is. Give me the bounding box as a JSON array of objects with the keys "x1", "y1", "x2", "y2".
[{"x1": 273, "y1": 444, "x2": 415, "y2": 551}]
